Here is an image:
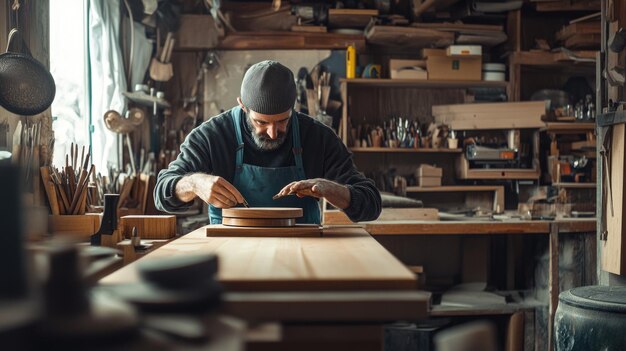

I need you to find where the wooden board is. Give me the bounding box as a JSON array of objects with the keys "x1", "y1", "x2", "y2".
[
  {"x1": 564, "y1": 33, "x2": 601, "y2": 49},
  {"x1": 603, "y1": 123, "x2": 626, "y2": 274},
  {"x1": 223, "y1": 217, "x2": 296, "y2": 227},
  {"x1": 100, "y1": 227, "x2": 418, "y2": 292},
  {"x1": 120, "y1": 215, "x2": 176, "y2": 239},
  {"x1": 432, "y1": 101, "x2": 547, "y2": 130},
  {"x1": 328, "y1": 9, "x2": 378, "y2": 28},
  {"x1": 556, "y1": 21, "x2": 600, "y2": 41},
  {"x1": 48, "y1": 214, "x2": 102, "y2": 240},
  {"x1": 222, "y1": 207, "x2": 303, "y2": 219},
  {"x1": 217, "y1": 32, "x2": 365, "y2": 51},
  {"x1": 206, "y1": 224, "x2": 321, "y2": 237},
  {"x1": 323, "y1": 208, "x2": 440, "y2": 225},
  {"x1": 365, "y1": 25, "x2": 454, "y2": 48}
]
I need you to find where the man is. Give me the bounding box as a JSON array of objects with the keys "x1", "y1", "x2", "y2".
[{"x1": 154, "y1": 60, "x2": 381, "y2": 224}]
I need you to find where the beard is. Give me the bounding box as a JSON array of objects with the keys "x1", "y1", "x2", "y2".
[{"x1": 246, "y1": 116, "x2": 288, "y2": 151}]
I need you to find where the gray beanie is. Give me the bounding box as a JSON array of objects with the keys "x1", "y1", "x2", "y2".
[{"x1": 240, "y1": 60, "x2": 296, "y2": 115}]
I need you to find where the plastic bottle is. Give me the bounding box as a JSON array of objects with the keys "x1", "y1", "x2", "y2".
[{"x1": 346, "y1": 44, "x2": 356, "y2": 79}]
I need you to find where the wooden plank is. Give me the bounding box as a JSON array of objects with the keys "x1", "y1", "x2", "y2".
[
  {"x1": 100, "y1": 227, "x2": 417, "y2": 292},
  {"x1": 341, "y1": 78, "x2": 508, "y2": 88},
  {"x1": 328, "y1": 9, "x2": 378, "y2": 28},
  {"x1": 432, "y1": 101, "x2": 546, "y2": 114},
  {"x1": 120, "y1": 215, "x2": 176, "y2": 239},
  {"x1": 411, "y1": 22, "x2": 504, "y2": 33},
  {"x1": 349, "y1": 147, "x2": 462, "y2": 153},
  {"x1": 48, "y1": 214, "x2": 102, "y2": 240},
  {"x1": 206, "y1": 224, "x2": 322, "y2": 237},
  {"x1": 443, "y1": 116, "x2": 546, "y2": 130},
  {"x1": 564, "y1": 33, "x2": 601, "y2": 49},
  {"x1": 222, "y1": 291, "x2": 430, "y2": 321},
  {"x1": 365, "y1": 25, "x2": 454, "y2": 48},
  {"x1": 535, "y1": 0, "x2": 600, "y2": 11},
  {"x1": 324, "y1": 208, "x2": 439, "y2": 225},
  {"x1": 556, "y1": 21, "x2": 600, "y2": 41},
  {"x1": 366, "y1": 221, "x2": 551, "y2": 235},
  {"x1": 603, "y1": 123, "x2": 626, "y2": 274},
  {"x1": 554, "y1": 219, "x2": 596, "y2": 233},
  {"x1": 217, "y1": 32, "x2": 365, "y2": 50}
]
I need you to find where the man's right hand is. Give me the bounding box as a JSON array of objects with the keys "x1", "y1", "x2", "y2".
[{"x1": 175, "y1": 173, "x2": 245, "y2": 208}]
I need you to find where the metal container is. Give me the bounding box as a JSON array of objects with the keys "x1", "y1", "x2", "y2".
[{"x1": 555, "y1": 285, "x2": 626, "y2": 351}]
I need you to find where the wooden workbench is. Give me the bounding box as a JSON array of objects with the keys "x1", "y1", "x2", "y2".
[
  {"x1": 100, "y1": 226, "x2": 430, "y2": 323},
  {"x1": 363, "y1": 218, "x2": 596, "y2": 235}
]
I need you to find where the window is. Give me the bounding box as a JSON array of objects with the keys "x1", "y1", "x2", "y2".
[{"x1": 50, "y1": 0, "x2": 89, "y2": 168}]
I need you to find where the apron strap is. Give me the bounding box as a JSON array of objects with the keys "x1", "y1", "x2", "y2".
[
  {"x1": 231, "y1": 107, "x2": 245, "y2": 171},
  {"x1": 290, "y1": 112, "x2": 305, "y2": 175}
]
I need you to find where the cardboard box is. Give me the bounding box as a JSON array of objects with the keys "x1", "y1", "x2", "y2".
[
  {"x1": 427, "y1": 55, "x2": 482, "y2": 81},
  {"x1": 389, "y1": 59, "x2": 427, "y2": 80},
  {"x1": 421, "y1": 48, "x2": 446, "y2": 58},
  {"x1": 447, "y1": 45, "x2": 482, "y2": 56}
]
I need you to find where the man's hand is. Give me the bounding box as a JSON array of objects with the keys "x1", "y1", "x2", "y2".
[
  {"x1": 176, "y1": 173, "x2": 244, "y2": 208},
  {"x1": 276, "y1": 178, "x2": 351, "y2": 210}
]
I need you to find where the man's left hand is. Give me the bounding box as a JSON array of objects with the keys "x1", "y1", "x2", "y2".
[{"x1": 276, "y1": 178, "x2": 351, "y2": 210}]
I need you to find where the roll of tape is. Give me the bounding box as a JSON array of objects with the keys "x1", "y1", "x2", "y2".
[{"x1": 482, "y1": 71, "x2": 506, "y2": 81}]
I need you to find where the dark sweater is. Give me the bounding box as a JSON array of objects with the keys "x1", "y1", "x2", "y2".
[{"x1": 154, "y1": 107, "x2": 381, "y2": 222}]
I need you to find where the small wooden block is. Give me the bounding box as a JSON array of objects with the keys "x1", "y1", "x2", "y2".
[
  {"x1": 120, "y1": 215, "x2": 176, "y2": 239},
  {"x1": 417, "y1": 164, "x2": 443, "y2": 178},
  {"x1": 417, "y1": 176, "x2": 442, "y2": 187},
  {"x1": 206, "y1": 224, "x2": 321, "y2": 237},
  {"x1": 101, "y1": 230, "x2": 122, "y2": 248},
  {"x1": 222, "y1": 207, "x2": 303, "y2": 219},
  {"x1": 48, "y1": 214, "x2": 102, "y2": 240},
  {"x1": 223, "y1": 217, "x2": 296, "y2": 227}
]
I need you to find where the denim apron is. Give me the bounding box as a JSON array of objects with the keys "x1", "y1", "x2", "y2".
[{"x1": 208, "y1": 107, "x2": 321, "y2": 224}]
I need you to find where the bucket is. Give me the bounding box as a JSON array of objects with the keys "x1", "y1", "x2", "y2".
[{"x1": 555, "y1": 285, "x2": 626, "y2": 350}]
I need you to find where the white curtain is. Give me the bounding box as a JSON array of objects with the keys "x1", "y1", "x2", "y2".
[{"x1": 88, "y1": 0, "x2": 151, "y2": 175}]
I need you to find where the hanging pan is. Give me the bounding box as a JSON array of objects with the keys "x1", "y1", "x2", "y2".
[{"x1": 0, "y1": 28, "x2": 56, "y2": 116}]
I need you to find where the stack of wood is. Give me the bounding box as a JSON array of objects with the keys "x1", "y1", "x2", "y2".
[
  {"x1": 555, "y1": 14, "x2": 600, "y2": 50},
  {"x1": 416, "y1": 164, "x2": 443, "y2": 187}
]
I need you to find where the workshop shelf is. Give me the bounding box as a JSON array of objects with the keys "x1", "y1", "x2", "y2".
[{"x1": 350, "y1": 147, "x2": 462, "y2": 153}]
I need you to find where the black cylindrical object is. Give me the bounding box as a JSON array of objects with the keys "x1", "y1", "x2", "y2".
[
  {"x1": 0, "y1": 164, "x2": 28, "y2": 299},
  {"x1": 555, "y1": 285, "x2": 626, "y2": 351}
]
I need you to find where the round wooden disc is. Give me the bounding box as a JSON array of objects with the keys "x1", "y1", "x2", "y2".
[
  {"x1": 222, "y1": 217, "x2": 296, "y2": 227},
  {"x1": 222, "y1": 207, "x2": 303, "y2": 219}
]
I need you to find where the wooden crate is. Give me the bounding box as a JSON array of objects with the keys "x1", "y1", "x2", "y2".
[
  {"x1": 48, "y1": 214, "x2": 102, "y2": 241},
  {"x1": 120, "y1": 215, "x2": 177, "y2": 239}
]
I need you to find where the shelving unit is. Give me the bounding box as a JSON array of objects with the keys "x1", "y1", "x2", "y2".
[
  {"x1": 341, "y1": 78, "x2": 508, "y2": 88},
  {"x1": 552, "y1": 182, "x2": 596, "y2": 189},
  {"x1": 350, "y1": 147, "x2": 462, "y2": 153},
  {"x1": 407, "y1": 185, "x2": 505, "y2": 212}
]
